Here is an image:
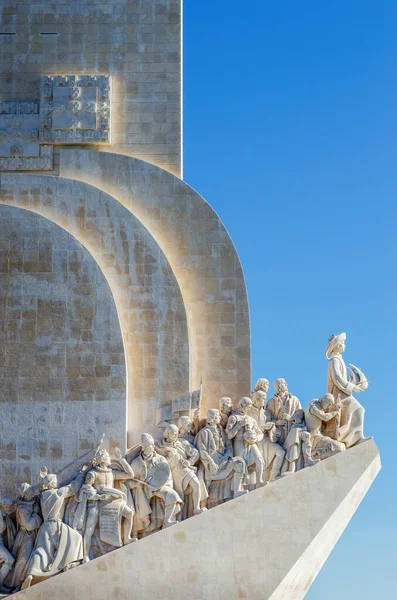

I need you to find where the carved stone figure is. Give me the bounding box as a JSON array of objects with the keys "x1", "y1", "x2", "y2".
[
  {"x1": 265, "y1": 379, "x2": 302, "y2": 445},
  {"x1": 260, "y1": 423, "x2": 285, "y2": 482},
  {"x1": 5, "y1": 484, "x2": 41, "y2": 592},
  {"x1": 159, "y1": 424, "x2": 206, "y2": 517},
  {"x1": 252, "y1": 378, "x2": 269, "y2": 402},
  {"x1": 281, "y1": 409, "x2": 308, "y2": 475},
  {"x1": 219, "y1": 397, "x2": 233, "y2": 429},
  {"x1": 130, "y1": 434, "x2": 182, "y2": 534},
  {"x1": 301, "y1": 432, "x2": 319, "y2": 468},
  {"x1": 21, "y1": 470, "x2": 85, "y2": 589},
  {"x1": 81, "y1": 449, "x2": 135, "y2": 559},
  {"x1": 305, "y1": 394, "x2": 346, "y2": 460},
  {"x1": 195, "y1": 409, "x2": 247, "y2": 507},
  {"x1": 226, "y1": 397, "x2": 265, "y2": 489},
  {"x1": 249, "y1": 389, "x2": 267, "y2": 431},
  {"x1": 325, "y1": 333, "x2": 370, "y2": 448},
  {"x1": 0, "y1": 497, "x2": 16, "y2": 593},
  {"x1": 177, "y1": 415, "x2": 196, "y2": 445}
]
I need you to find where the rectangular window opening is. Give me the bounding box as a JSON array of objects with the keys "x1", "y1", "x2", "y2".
[{"x1": 40, "y1": 32, "x2": 59, "y2": 36}]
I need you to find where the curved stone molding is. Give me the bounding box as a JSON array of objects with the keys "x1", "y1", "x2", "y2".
[
  {"x1": 0, "y1": 175, "x2": 189, "y2": 444},
  {"x1": 0, "y1": 205, "x2": 126, "y2": 497},
  {"x1": 60, "y1": 150, "x2": 251, "y2": 412}
]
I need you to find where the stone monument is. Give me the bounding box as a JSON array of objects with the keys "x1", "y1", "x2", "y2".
[{"x1": 0, "y1": 1, "x2": 380, "y2": 599}]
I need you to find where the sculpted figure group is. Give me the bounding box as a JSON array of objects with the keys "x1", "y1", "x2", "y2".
[{"x1": 0, "y1": 333, "x2": 371, "y2": 594}]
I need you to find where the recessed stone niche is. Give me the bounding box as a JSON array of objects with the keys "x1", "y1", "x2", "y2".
[{"x1": 0, "y1": 205, "x2": 126, "y2": 495}]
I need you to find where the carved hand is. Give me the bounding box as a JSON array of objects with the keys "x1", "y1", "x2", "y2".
[
  {"x1": 219, "y1": 458, "x2": 229, "y2": 470},
  {"x1": 209, "y1": 459, "x2": 219, "y2": 475}
]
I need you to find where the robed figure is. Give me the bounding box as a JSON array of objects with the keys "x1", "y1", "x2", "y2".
[
  {"x1": 6, "y1": 484, "x2": 42, "y2": 591},
  {"x1": 195, "y1": 409, "x2": 247, "y2": 508},
  {"x1": 325, "y1": 333, "x2": 369, "y2": 448},
  {"x1": 21, "y1": 470, "x2": 85, "y2": 590}
]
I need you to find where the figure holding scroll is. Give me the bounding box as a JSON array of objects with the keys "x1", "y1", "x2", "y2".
[{"x1": 81, "y1": 448, "x2": 136, "y2": 559}]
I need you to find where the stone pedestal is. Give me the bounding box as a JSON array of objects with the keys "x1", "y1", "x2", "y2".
[{"x1": 15, "y1": 439, "x2": 380, "y2": 600}]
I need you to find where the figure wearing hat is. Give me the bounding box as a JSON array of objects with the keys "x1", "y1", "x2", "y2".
[{"x1": 325, "y1": 333, "x2": 370, "y2": 448}]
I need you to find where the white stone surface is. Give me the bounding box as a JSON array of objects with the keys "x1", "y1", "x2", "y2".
[
  {"x1": 0, "y1": 205, "x2": 126, "y2": 497},
  {"x1": 13, "y1": 439, "x2": 381, "y2": 600},
  {"x1": 0, "y1": 174, "x2": 190, "y2": 446},
  {"x1": 0, "y1": 1, "x2": 182, "y2": 176},
  {"x1": 40, "y1": 76, "x2": 110, "y2": 145},
  {"x1": 60, "y1": 149, "x2": 252, "y2": 412}
]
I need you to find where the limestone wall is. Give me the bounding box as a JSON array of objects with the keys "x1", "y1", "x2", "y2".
[
  {"x1": 0, "y1": 205, "x2": 126, "y2": 496},
  {"x1": 0, "y1": 174, "x2": 190, "y2": 447},
  {"x1": 0, "y1": 0, "x2": 182, "y2": 176},
  {"x1": 60, "y1": 150, "x2": 252, "y2": 413}
]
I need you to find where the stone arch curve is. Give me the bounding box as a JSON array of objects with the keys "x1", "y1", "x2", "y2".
[
  {"x1": 0, "y1": 174, "x2": 190, "y2": 445},
  {"x1": 0, "y1": 204, "x2": 126, "y2": 496},
  {"x1": 61, "y1": 150, "x2": 251, "y2": 412}
]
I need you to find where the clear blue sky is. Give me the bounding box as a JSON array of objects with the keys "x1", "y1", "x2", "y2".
[{"x1": 183, "y1": 1, "x2": 395, "y2": 597}]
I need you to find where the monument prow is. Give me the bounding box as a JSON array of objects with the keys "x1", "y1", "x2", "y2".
[{"x1": 13, "y1": 440, "x2": 380, "y2": 600}]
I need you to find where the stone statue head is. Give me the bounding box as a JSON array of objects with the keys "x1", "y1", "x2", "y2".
[
  {"x1": 273, "y1": 378, "x2": 288, "y2": 395},
  {"x1": 207, "y1": 408, "x2": 221, "y2": 426},
  {"x1": 320, "y1": 393, "x2": 335, "y2": 410},
  {"x1": 325, "y1": 333, "x2": 346, "y2": 358},
  {"x1": 219, "y1": 397, "x2": 233, "y2": 415},
  {"x1": 253, "y1": 378, "x2": 269, "y2": 393},
  {"x1": 265, "y1": 422, "x2": 277, "y2": 442},
  {"x1": 141, "y1": 433, "x2": 155, "y2": 455},
  {"x1": 178, "y1": 415, "x2": 192, "y2": 434},
  {"x1": 164, "y1": 424, "x2": 179, "y2": 443},
  {"x1": 252, "y1": 390, "x2": 267, "y2": 409},
  {"x1": 237, "y1": 396, "x2": 252, "y2": 414},
  {"x1": 17, "y1": 482, "x2": 32, "y2": 499},
  {"x1": 93, "y1": 449, "x2": 111, "y2": 469},
  {"x1": 43, "y1": 474, "x2": 58, "y2": 489},
  {"x1": 0, "y1": 496, "x2": 14, "y2": 514}
]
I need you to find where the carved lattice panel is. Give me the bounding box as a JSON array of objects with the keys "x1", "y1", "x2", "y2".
[
  {"x1": 0, "y1": 102, "x2": 53, "y2": 171},
  {"x1": 39, "y1": 75, "x2": 110, "y2": 144}
]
